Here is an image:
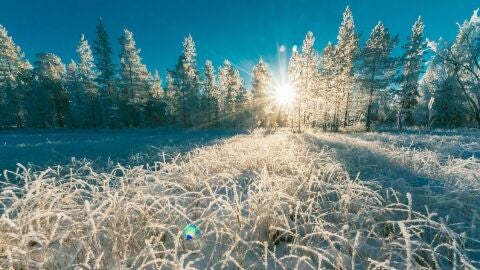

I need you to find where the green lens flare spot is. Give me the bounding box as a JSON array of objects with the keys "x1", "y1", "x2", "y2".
[{"x1": 182, "y1": 224, "x2": 200, "y2": 241}]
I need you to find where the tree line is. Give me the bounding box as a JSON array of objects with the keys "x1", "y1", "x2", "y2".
[
  {"x1": 0, "y1": 19, "x2": 249, "y2": 129},
  {"x1": 285, "y1": 7, "x2": 480, "y2": 132},
  {"x1": 0, "y1": 7, "x2": 479, "y2": 131}
]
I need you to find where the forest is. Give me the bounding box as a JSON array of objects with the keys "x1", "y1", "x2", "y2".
[{"x1": 1, "y1": 7, "x2": 479, "y2": 132}]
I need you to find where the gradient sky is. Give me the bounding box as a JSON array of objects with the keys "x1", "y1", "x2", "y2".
[{"x1": 0, "y1": 0, "x2": 478, "y2": 84}]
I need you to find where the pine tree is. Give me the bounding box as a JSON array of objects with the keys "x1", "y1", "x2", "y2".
[
  {"x1": 335, "y1": 6, "x2": 359, "y2": 128},
  {"x1": 230, "y1": 66, "x2": 248, "y2": 127},
  {"x1": 66, "y1": 59, "x2": 82, "y2": 127},
  {"x1": 217, "y1": 59, "x2": 231, "y2": 122},
  {"x1": 287, "y1": 48, "x2": 301, "y2": 130},
  {"x1": 93, "y1": 18, "x2": 115, "y2": 95},
  {"x1": 359, "y1": 22, "x2": 397, "y2": 131},
  {"x1": 119, "y1": 29, "x2": 150, "y2": 127},
  {"x1": 77, "y1": 34, "x2": 100, "y2": 127},
  {"x1": 318, "y1": 42, "x2": 337, "y2": 130},
  {"x1": 398, "y1": 17, "x2": 425, "y2": 128},
  {"x1": 32, "y1": 53, "x2": 69, "y2": 127},
  {"x1": 202, "y1": 60, "x2": 219, "y2": 127},
  {"x1": 290, "y1": 31, "x2": 319, "y2": 132},
  {"x1": 164, "y1": 71, "x2": 177, "y2": 124},
  {"x1": 173, "y1": 35, "x2": 201, "y2": 127},
  {"x1": 93, "y1": 18, "x2": 117, "y2": 128},
  {"x1": 0, "y1": 25, "x2": 28, "y2": 127},
  {"x1": 217, "y1": 60, "x2": 248, "y2": 127},
  {"x1": 145, "y1": 70, "x2": 164, "y2": 126},
  {"x1": 251, "y1": 58, "x2": 272, "y2": 127}
]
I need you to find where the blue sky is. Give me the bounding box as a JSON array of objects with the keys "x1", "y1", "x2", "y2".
[{"x1": 0, "y1": 0, "x2": 478, "y2": 84}]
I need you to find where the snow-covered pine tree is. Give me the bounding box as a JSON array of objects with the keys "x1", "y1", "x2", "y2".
[
  {"x1": 93, "y1": 18, "x2": 115, "y2": 95},
  {"x1": 359, "y1": 22, "x2": 397, "y2": 131},
  {"x1": 119, "y1": 29, "x2": 150, "y2": 127},
  {"x1": 202, "y1": 60, "x2": 219, "y2": 127},
  {"x1": 145, "y1": 70, "x2": 164, "y2": 126},
  {"x1": 318, "y1": 42, "x2": 337, "y2": 130},
  {"x1": 217, "y1": 60, "x2": 248, "y2": 127},
  {"x1": 398, "y1": 17, "x2": 425, "y2": 128},
  {"x1": 66, "y1": 59, "x2": 82, "y2": 127},
  {"x1": 173, "y1": 35, "x2": 201, "y2": 127},
  {"x1": 217, "y1": 60, "x2": 232, "y2": 126},
  {"x1": 290, "y1": 31, "x2": 319, "y2": 132},
  {"x1": 0, "y1": 25, "x2": 29, "y2": 127},
  {"x1": 335, "y1": 6, "x2": 359, "y2": 128},
  {"x1": 93, "y1": 18, "x2": 118, "y2": 128},
  {"x1": 77, "y1": 34, "x2": 101, "y2": 128},
  {"x1": 287, "y1": 47, "x2": 301, "y2": 130},
  {"x1": 32, "y1": 53, "x2": 70, "y2": 127},
  {"x1": 251, "y1": 58, "x2": 272, "y2": 127},
  {"x1": 230, "y1": 65, "x2": 248, "y2": 127},
  {"x1": 164, "y1": 71, "x2": 178, "y2": 124}
]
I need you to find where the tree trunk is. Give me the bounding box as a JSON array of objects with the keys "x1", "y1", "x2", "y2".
[{"x1": 343, "y1": 90, "x2": 350, "y2": 128}]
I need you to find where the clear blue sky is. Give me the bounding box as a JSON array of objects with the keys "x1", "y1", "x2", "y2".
[{"x1": 0, "y1": 0, "x2": 478, "y2": 84}]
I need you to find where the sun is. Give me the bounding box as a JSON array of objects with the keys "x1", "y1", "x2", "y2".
[{"x1": 274, "y1": 83, "x2": 295, "y2": 106}]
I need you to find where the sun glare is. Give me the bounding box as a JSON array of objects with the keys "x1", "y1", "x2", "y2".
[{"x1": 274, "y1": 83, "x2": 295, "y2": 106}]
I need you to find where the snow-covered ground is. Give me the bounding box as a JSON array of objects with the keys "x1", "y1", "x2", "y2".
[
  {"x1": 1, "y1": 128, "x2": 479, "y2": 269},
  {"x1": 0, "y1": 128, "x2": 238, "y2": 172}
]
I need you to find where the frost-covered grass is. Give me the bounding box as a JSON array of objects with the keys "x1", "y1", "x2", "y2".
[
  {"x1": 344, "y1": 129, "x2": 480, "y2": 191},
  {"x1": 354, "y1": 128, "x2": 480, "y2": 159},
  {"x1": 1, "y1": 129, "x2": 479, "y2": 269}
]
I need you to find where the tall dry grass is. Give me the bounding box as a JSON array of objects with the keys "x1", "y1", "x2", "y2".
[{"x1": 0, "y1": 130, "x2": 477, "y2": 269}]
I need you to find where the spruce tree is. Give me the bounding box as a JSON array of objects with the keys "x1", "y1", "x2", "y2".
[
  {"x1": 398, "y1": 17, "x2": 425, "y2": 128},
  {"x1": 173, "y1": 35, "x2": 201, "y2": 127},
  {"x1": 93, "y1": 18, "x2": 115, "y2": 94},
  {"x1": 290, "y1": 31, "x2": 319, "y2": 132},
  {"x1": 164, "y1": 71, "x2": 177, "y2": 124},
  {"x1": 77, "y1": 34, "x2": 100, "y2": 127},
  {"x1": 202, "y1": 60, "x2": 219, "y2": 127},
  {"x1": 251, "y1": 58, "x2": 272, "y2": 127},
  {"x1": 230, "y1": 65, "x2": 247, "y2": 127},
  {"x1": 93, "y1": 18, "x2": 117, "y2": 128},
  {"x1": 318, "y1": 42, "x2": 337, "y2": 130},
  {"x1": 335, "y1": 6, "x2": 359, "y2": 128},
  {"x1": 32, "y1": 53, "x2": 70, "y2": 127},
  {"x1": 359, "y1": 22, "x2": 397, "y2": 131},
  {"x1": 145, "y1": 70, "x2": 164, "y2": 126},
  {"x1": 217, "y1": 60, "x2": 247, "y2": 127},
  {"x1": 0, "y1": 25, "x2": 28, "y2": 127},
  {"x1": 119, "y1": 29, "x2": 150, "y2": 127},
  {"x1": 66, "y1": 59, "x2": 82, "y2": 127}
]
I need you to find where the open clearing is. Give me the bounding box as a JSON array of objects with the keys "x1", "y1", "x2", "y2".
[{"x1": 1, "y1": 129, "x2": 479, "y2": 269}]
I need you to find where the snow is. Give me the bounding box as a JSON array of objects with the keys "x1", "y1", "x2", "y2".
[
  {"x1": 0, "y1": 128, "x2": 238, "y2": 172},
  {"x1": 0, "y1": 128, "x2": 479, "y2": 269}
]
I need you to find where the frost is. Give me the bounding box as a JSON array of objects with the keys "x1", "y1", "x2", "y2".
[{"x1": 0, "y1": 129, "x2": 478, "y2": 269}]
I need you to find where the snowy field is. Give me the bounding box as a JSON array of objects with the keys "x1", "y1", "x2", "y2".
[
  {"x1": 1, "y1": 128, "x2": 479, "y2": 269},
  {"x1": 0, "y1": 128, "x2": 238, "y2": 172}
]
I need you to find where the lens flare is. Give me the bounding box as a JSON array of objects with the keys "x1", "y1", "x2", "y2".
[{"x1": 182, "y1": 223, "x2": 200, "y2": 241}]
